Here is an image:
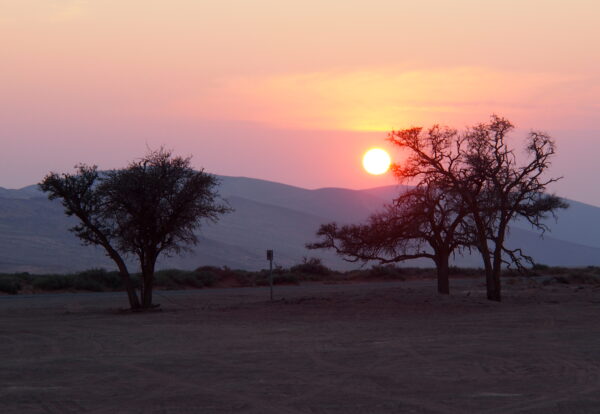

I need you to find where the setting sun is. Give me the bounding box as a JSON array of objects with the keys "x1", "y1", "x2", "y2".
[{"x1": 362, "y1": 148, "x2": 391, "y2": 175}]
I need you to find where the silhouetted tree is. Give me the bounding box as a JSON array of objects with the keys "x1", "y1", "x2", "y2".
[
  {"x1": 390, "y1": 115, "x2": 568, "y2": 301},
  {"x1": 308, "y1": 183, "x2": 468, "y2": 294},
  {"x1": 39, "y1": 149, "x2": 231, "y2": 309},
  {"x1": 39, "y1": 165, "x2": 142, "y2": 308}
]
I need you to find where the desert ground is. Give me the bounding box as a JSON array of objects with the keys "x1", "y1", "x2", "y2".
[{"x1": 1, "y1": 277, "x2": 600, "y2": 413}]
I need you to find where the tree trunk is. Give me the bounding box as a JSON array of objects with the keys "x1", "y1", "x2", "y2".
[
  {"x1": 488, "y1": 246, "x2": 504, "y2": 302},
  {"x1": 121, "y1": 270, "x2": 141, "y2": 309},
  {"x1": 478, "y1": 244, "x2": 496, "y2": 301},
  {"x1": 140, "y1": 259, "x2": 156, "y2": 309},
  {"x1": 435, "y1": 253, "x2": 450, "y2": 295},
  {"x1": 471, "y1": 212, "x2": 498, "y2": 301},
  {"x1": 142, "y1": 275, "x2": 153, "y2": 308},
  {"x1": 107, "y1": 250, "x2": 141, "y2": 309},
  {"x1": 488, "y1": 268, "x2": 502, "y2": 302}
]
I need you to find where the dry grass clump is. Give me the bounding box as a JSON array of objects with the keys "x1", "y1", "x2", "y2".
[
  {"x1": 529, "y1": 265, "x2": 600, "y2": 286},
  {"x1": 2, "y1": 263, "x2": 600, "y2": 295}
]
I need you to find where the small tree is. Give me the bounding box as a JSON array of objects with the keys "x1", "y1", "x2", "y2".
[
  {"x1": 39, "y1": 149, "x2": 231, "y2": 309},
  {"x1": 308, "y1": 184, "x2": 468, "y2": 294},
  {"x1": 390, "y1": 115, "x2": 568, "y2": 301}
]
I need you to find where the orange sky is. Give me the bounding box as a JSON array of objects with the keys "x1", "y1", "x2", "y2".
[{"x1": 1, "y1": 0, "x2": 599, "y2": 204}]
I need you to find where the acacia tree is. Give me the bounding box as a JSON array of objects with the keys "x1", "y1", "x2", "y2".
[
  {"x1": 39, "y1": 149, "x2": 231, "y2": 309},
  {"x1": 308, "y1": 183, "x2": 468, "y2": 294},
  {"x1": 390, "y1": 115, "x2": 568, "y2": 301},
  {"x1": 39, "y1": 165, "x2": 141, "y2": 308}
]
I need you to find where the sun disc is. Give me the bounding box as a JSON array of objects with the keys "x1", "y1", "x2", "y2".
[{"x1": 362, "y1": 148, "x2": 391, "y2": 175}]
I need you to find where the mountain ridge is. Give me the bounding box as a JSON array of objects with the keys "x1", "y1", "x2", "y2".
[{"x1": 1, "y1": 175, "x2": 600, "y2": 273}]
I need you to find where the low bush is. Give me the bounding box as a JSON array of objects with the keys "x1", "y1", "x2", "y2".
[
  {"x1": 154, "y1": 269, "x2": 185, "y2": 289},
  {"x1": 228, "y1": 269, "x2": 257, "y2": 287},
  {"x1": 449, "y1": 267, "x2": 484, "y2": 277},
  {"x1": 368, "y1": 265, "x2": 406, "y2": 280},
  {"x1": 8, "y1": 264, "x2": 600, "y2": 294},
  {"x1": 274, "y1": 273, "x2": 300, "y2": 285},
  {"x1": 152, "y1": 268, "x2": 221, "y2": 289},
  {"x1": 541, "y1": 270, "x2": 600, "y2": 286},
  {"x1": 168, "y1": 271, "x2": 199, "y2": 288},
  {"x1": 31, "y1": 274, "x2": 74, "y2": 291},
  {"x1": 569, "y1": 272, "x2": 600, "y2": 285},
  {"x1": 586, "y1": 266, "x2": 600, "y2": 273},
  {"x1": 253, "y1": 270, "x2": 270, "y2": 286},
  {"x1": 255, "y1": 271, "x2": 299, "y2": 286},
  {"x1": 74, "y1": 268, "x2": 122, "y2": 291},
  {"x1": 195, "y1": 265, "x2": 222, "y2": 274},
  {"x1": 73, "y1": 277, "x2": 105, "y2": 292},
  {"x1": 290, "y1": 257, "x2": 331, "y2": 276},
  {"x1": 0, "y1": 276, "x2": 22, "y2": 294},
  {"x1": 194, "y1": 270, "x2": 218, "y2": 287}
]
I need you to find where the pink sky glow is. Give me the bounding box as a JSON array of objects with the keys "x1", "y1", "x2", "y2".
[{"x1": 1, "y1": 0, "x2": 599, "y2": 205}]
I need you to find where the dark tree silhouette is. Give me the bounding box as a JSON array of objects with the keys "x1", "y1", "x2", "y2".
[
  {"x1": 390, "y1": 115, "x2": 568, "y2": 301},
  {"x1": 308, "y1": 183, "x2": 468, "y2": 294},
  {"x1": 39, "y1": 165, "x2": 141, "y2": 308},
  {"x1": 39, "y1": 149, "x2": 231, "y2": 309}
]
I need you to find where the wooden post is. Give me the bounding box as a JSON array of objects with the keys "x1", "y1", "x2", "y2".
[{"x1": 266, "y1": 249, "x2": 274, "y2": 301}]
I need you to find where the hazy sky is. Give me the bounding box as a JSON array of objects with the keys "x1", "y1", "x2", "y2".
[{"x1": 1, "y1": 0, "x2": 599, "y2": 204}]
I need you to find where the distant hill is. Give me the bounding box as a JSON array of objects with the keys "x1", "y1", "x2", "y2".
[
  {"x1": 217, "y1": 176, "x2": 410, "y2": 223},
  {"x1": 1, "y1": 177, "x2": 599, "y2": 273},
  {"x1": 0, "y1": 185, "x2": 41, "y2": 200}
]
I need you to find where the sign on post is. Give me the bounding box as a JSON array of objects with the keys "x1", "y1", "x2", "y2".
[{"x1": 266, "y1": 249, "x2": 274, "y2": 301}]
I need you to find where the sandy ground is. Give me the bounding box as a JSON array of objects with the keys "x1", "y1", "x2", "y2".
[{"x1": 1, "y1": 278, "x2": 600, "y2": 414}]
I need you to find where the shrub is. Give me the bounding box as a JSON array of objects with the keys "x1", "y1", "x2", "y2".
[
  {"x1": 253, "y1": 270, "x2": 269, "y2": 286},
  {"x1": 290, "y1": 257, "x2": 331, "y2": 276},
  {"x1": 195, "y1": 265, "x2": 222, "y2": 274},
  {"x1": 228, "y1": 269, "x2": 256, "y2": 287},
  {"x1": 449, "y1": 267, "x2": 483, "y2": 277},
  {"x1": 368, "y1": 265, "x2": 406, "y2": 280},
  {"x1": 151, "y1": 268, "x2": 221, "y2": 289},
  {"x1": 31, "y1": 274, "x2": 74, "y2": 291},
  {"x1": 569, "y1": 272, "x2": 600, "y2": 285},
  {"x1": 255, "y1": 271, "x2": 299, "y2": 286},
  {"x1": 585, "y1": 266, "x2": 600, "y2": 276},
  {"x1": 168, "y1": 271, "x2": 197, "y2": 287},
  {"x1": 274, "y1": 273, "x2": 300, "y2": 285},
  {"x1": 0, "y1": 276, "x2": 22, "y2": 294},
  {"x1": 154, "y1": 269, "x2": 184, "y2": 289},
  {"x1": 74, "y1": 268, "x2": 122, "y2": 291},
  {"x1": 194, "y1": 270, "x2": 218, "y2": 287},
  {"x1": 73, "y1": 277, "x2": 105, "y2": 291}
]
